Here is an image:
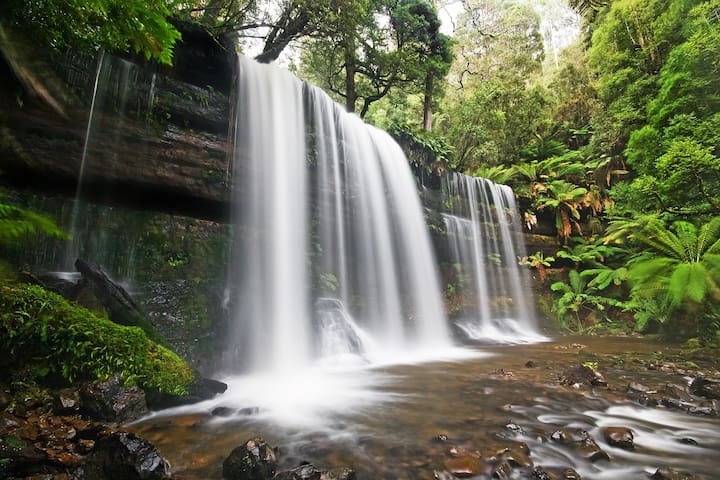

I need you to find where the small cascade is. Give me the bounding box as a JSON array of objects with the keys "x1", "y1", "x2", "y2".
[
  {"x1": 226, "y1": 57, "x2": 451, "y2": 374},
  {"x1": 62, "y1": 54, "x2": 156, "y2": 280},
  {"x1": 442, "y1": 172, "x2": 544, "y2": 343}
]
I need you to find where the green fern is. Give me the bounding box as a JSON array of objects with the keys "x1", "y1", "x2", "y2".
[
  {"x1": 0, "y1": 202, "x2": 69, "y2": 248},
  {"x1": 628, "y1": 217, "x2": 720, "y2": 332}
]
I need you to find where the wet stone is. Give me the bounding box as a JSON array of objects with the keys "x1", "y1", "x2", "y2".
[
  {"x1": 576, "y1": 435, "x2": 610, "y2": 462},
  {"x1": 627, "y1": 382, "x2": 651, "y2": 393},
  {"x1": 601, "y1": 426, "x2": 634, "y2": 450},
  {"x1": 212, "y1": 406, "x2": 234, "y2": 417},
  {"x1": 498, "y1": 446, "x2": 533, "y2": 468},
  {"x1": 223, "y1": 437, "x2": 277, "y2": 480},
  {"x1": 80, "y1": 375, "x2": 148, "y2": 422},
  {"x1": 533, "y1": 466, "x2": 582, "y2": 480},
  {"x1": 689, "y1": 377, "x2": 720, "y2": 400},
  {"x1": 238, "y1": 407, "x2": 260, "y2": 416},
  {"x1": 432, "y1": 434, "x2": 449, "y2": 443},
  {"x1": 652, "y1": 467, "x2": 703, "y2": 480},
  {"x1": 443, "y1": 455, "x2": 489, "y2": 478},
  {"x1": 86, "y1": 431, "x2": 172, "y2": 480},
  {"x1": 550, "y1": 429, "x2": 609, "y2": 462},
  {"x1": 559, "y1": 365, "x2": 607, "y2": 388},
  {"x1": 504, "y1": 422, "x2": 524, "y2": 434},
  {"x1": 274, "y1": 462, "x2": 356, "y2": 480}
]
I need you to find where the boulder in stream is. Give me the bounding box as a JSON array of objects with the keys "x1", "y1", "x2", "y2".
[
  {"x1": 652, "y1": 467, "x2": 703, "y2": 480},
  {"x1": 688, "y1": 377, "x2": 720, "y2": 399},
  {"x1": 274, "y1": 462, "x2": 356, "y2": 480},
  {"x1": 600, "y1": 426, "x2": 634, "y2": 450},
  {"x1": 549, "y1": 429, "x2": 609, "y2": 462},
  {"x1": 222, "y1": 437, "x2": 277, "y2": 480},
  {"x1": 83, "y1": 431, "x2": 172, "y2": 480},
  {"x1": 532, "y1": 466, "x2": 582, "y2": 479},
  {"x1": 558, "y1": 364, "x2": 607, "y2": 388}
]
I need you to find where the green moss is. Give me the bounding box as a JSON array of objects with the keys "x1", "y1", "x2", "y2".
[{"x1": 0, "y1": 284, "x2": 196, "y2": 395}]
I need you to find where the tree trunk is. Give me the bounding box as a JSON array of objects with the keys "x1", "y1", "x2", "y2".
[
  {"x1": 344, "y1": 49, "x2": 357, "y2": 113},
  {"x1": 422, "y1": 71, "x2": 434, "y2": 131}
]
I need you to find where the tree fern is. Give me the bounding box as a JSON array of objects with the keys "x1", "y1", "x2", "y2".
[{"x1": 628, "y1": 216, "x2": 720, "y2": 333}]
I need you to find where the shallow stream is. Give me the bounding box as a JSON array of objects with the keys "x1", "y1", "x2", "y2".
[{"x1": 130, "y1": 337, "x2": 720, "y2": 479}]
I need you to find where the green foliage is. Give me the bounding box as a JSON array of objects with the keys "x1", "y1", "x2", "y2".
[
  {"x1": 520, "y1": 251, "x2": 555, "y2": 282},
  {"x1": 0, "y1": 284, "x2": 196, "y2": 394},
  {"x1": 299, "y1": 0, "x2": 452, "y2": 118},
  {"x1": 627, "y1": 217, "x2": 720, "y2": 335},
  {"x1": 3, "y1": 0, "x2": 181, "y2": 64},
  {"x1": 551, "y1": 270, "x2": 626, "y2": 331},
  {"x1": 0, "y1": 202, "x2": 69, "y2": 248},
  {"x1": 389, "y1": 124, "x2": 454, "y2": 170}
]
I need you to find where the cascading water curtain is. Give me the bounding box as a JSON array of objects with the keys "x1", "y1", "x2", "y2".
[
  {"x1": 225, "y1": 57, "x2": 452, "y2": 374},
  {"x1": 441, "y1": 172, "x2": 544, "y2": 343}
]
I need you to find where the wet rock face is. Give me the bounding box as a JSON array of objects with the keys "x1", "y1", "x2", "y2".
[
  {"x1": 80, "y1": 375, "x2": 148, "y2": 423},
  {"x1": 222, "y1": 438, "x2": 277, "y2": 480},
  {"x1": 85, "y1": 431, "x2": 172, "y2": 480}
]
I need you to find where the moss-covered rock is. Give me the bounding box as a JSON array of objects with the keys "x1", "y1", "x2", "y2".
[{"x1": 0, "y1": 284, "x2": 196, "y2": 395}]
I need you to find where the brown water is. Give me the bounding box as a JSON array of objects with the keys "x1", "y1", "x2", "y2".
[{"x1": 130, "y1": 337, "x2": 720, "y2": 479}]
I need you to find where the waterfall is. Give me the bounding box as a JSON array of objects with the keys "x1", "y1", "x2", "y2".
[
  {"x1": 63, "y1": 54, "x2": 154, "y2": 279},
  {"x1": 442, "y1": 172, "x2": 545, "y2": 343},
  {"x1": 226, "y1": 57, "x2": 451, "y2": 373}
]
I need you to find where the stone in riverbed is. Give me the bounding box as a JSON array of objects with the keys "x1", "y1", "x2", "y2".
[
  {"x1": 80, "y1": 375, "x2": 148, "y2": 423},
  {"x1": 223, "y1": 437, "x2": 277, "y2": 480},
  {"x1": 558, "y1": 365, "x2": 607, "y2": 388},
  {"x1": 532, "y1": 466, "x2": 582, "y2": 479},
  {"x1": 652, "y1": 467, "x2": 703, "y2": 479},
  {"x1": 443, "y1": 455, "x2": 490, "y2": 477},
  {"x1": 274, "y1": 462, "x2": 356, "y2": 480},
  {"x1": 601, "y1": 426, "x2": 634, "y2": 450},
  {"x1": 688, "y1": 377, "x2": 720, "y2": 399},
  {"x1": 81, "y1": 431, "x2": 172, "y2": 480},
  {"x1": 497, "y1": 445, "x2": 533, "y2": 469},
  {"x1": 549, "y1": 429, "x2": 609, "y2": 462}
]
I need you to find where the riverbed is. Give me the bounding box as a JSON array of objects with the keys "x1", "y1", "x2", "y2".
[{"x1": 130, "y1": 337, "x2": 720, "y2": 479}]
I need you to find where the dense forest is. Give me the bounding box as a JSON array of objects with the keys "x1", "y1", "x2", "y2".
[{"x1": 4, "y1": 0, "x2": 719, "y2": 342}]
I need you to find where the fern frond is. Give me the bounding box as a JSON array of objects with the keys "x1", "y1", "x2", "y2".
[
  {"x1": 672, "y1": 221, "x2": 698, "y2": 262},
  {"x1": 667, "y1": 262, "x2": 707, "y2": 306},
  {"x1": 635, "y1": 220, "x2": 685, "y2": 259},
  {"x1": 628, "y1": 256, "x2": 676, "y2": 285},
  {"x1": 697, "y1": 217, "x2": 720, "y2": 255}
]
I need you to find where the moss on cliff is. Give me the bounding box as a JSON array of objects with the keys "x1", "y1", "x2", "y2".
[{"x1": 0, "y1": 283, "x2": 196, "y2": 395}]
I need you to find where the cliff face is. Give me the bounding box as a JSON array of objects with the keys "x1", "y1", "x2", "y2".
[{"x1": 0, "y1": 25, "x2": 234, "y2": 221}]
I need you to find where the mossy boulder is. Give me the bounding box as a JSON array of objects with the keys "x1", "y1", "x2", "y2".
[{"x1": 0, "y1": 284, "x2": 197, "y2": 396}]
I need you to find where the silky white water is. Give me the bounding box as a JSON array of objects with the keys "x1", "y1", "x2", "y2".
[{"x1": 442, "y1": 172, "x2": 545, "y2": 343}]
